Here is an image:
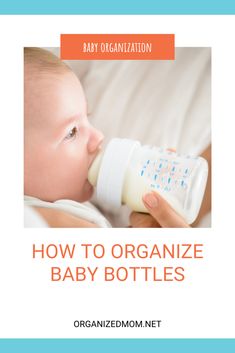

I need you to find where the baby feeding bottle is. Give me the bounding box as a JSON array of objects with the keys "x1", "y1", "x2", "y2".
[{"x1": 88, "y1": 138, "x2": 208, "y2": 224}]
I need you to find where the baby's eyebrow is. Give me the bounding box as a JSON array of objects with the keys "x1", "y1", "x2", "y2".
[{"x1": 59, "y1": 115, "x2": 81, "y2": 131}]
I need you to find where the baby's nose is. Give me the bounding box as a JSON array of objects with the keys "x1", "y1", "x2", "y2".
[{"x1": 88, "y1": 126, "x2": 104, "y2": 154}]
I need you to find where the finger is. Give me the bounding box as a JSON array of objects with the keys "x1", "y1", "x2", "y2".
[
  {"x1": 142, "y1": 192, "x2": 190, "y2": 228},
  {"x1": 129, "y1": 212, "x2": 160, "y2": 228},
  {"x1": 129, "y1": 212, "x2": 161, "y2": 228}
]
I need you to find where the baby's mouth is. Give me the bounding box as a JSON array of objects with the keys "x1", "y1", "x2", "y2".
[
  {"x1": 87, "y1": 144, "x2": 103, "y2": 190},
  {"x1": 85, "y1": 178, "x2": 94, "y2": 195},
  {"x1": 87, "y1": 178, "x2": 93, "y2": 187},
  {"x1": 89, "y1": 145, "x2": 103, "y2": 170}
]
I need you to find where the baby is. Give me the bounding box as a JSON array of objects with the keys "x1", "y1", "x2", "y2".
[
  {"x1": 24, "y1": 47, "x2": 109, "y2": 227},
  {"x1": 24, "y1": 48, "x2": 211, "y2": 228}
]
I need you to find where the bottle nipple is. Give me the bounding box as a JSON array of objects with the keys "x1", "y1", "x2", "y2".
[{"x1": 88, "y1": 152, "x2": 103, "y2": 187}]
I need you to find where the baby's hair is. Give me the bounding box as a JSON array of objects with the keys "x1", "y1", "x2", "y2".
[{"x1": 24, "y1": 47, "x2": 72, "y2": 77}]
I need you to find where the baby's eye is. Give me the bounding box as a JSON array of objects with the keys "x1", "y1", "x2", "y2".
[{"x1": 65, "y1": 126, "x2": 79, "y2": 140}]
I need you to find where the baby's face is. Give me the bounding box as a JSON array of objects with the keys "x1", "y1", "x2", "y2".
[{"x1": 24, "y1": 70, "x2": 103, "y2": 202}]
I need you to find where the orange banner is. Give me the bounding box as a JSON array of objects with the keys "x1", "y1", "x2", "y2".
[{"x1": 60, "y1": 34, "x2": 174, "y2": 60}]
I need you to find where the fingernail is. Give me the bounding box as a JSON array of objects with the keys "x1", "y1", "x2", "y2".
[{"x1": 143, "y1": 193, "x2": 159, "y2": 208}]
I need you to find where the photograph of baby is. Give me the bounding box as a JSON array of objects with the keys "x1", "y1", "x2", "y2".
[{"x1": 24, "y1": 47, "x2": 211, "y2": 228}]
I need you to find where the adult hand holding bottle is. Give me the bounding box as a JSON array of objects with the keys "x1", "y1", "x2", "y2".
[
  {"x1": 130, "y1": 145, "x2": 211, "y2": 228},
  {"x1": 129, "y1": 191, "x2": 190, "y2": 228}
]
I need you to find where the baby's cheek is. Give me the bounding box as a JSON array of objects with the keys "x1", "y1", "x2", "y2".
[
  {"x1": 31, "y1": 143, "x2": 89, "y2": 201},
  {"x1": 59, "y1": 152, "x2": 89, "y2": 193},
  {"x1": 25, "y1": 143, "x2": 50, "y2": 189}
]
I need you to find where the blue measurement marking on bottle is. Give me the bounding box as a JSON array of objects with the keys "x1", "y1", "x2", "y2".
[
  {"x1": 181, "y1": 180, "x2": 184, "y2": 187},
  {"x1": 154, "y1": 174, "x2": 158, "y2": 180},
  {"x1": 147, "y1": 160, "x2": 150, "y2": 164},
  {"x1": 172, "y1": 166, "x2": 175, "y2": 172},
  {"x1": 159, "y1": 163, "x2": 162, "y2": 168},
  {"x1": 185, "y1": 168, "x2": 188, "y2": 174},
  {"x1": 168, "y1": 177, "x2": 171, "y2": 184},
  {"x1": 141, "y1": 170, "x2": 144, "y2": 176}
]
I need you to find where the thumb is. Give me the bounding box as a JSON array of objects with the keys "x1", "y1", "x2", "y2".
[{"x1": 142, "y1": 192, "x2": 190, "y2": 228}]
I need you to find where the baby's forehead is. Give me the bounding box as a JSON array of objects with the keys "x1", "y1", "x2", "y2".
[{"x1": 25, "y1": 69, "x2": 85, "y2": 130}]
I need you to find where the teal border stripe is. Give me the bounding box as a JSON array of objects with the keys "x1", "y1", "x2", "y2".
[
  {"x1": 0, "y1": 339, "x2": 235, "y2": 352},
  {"x1": 0, "y1": 0, "x2": 235, "y2": 14}
]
